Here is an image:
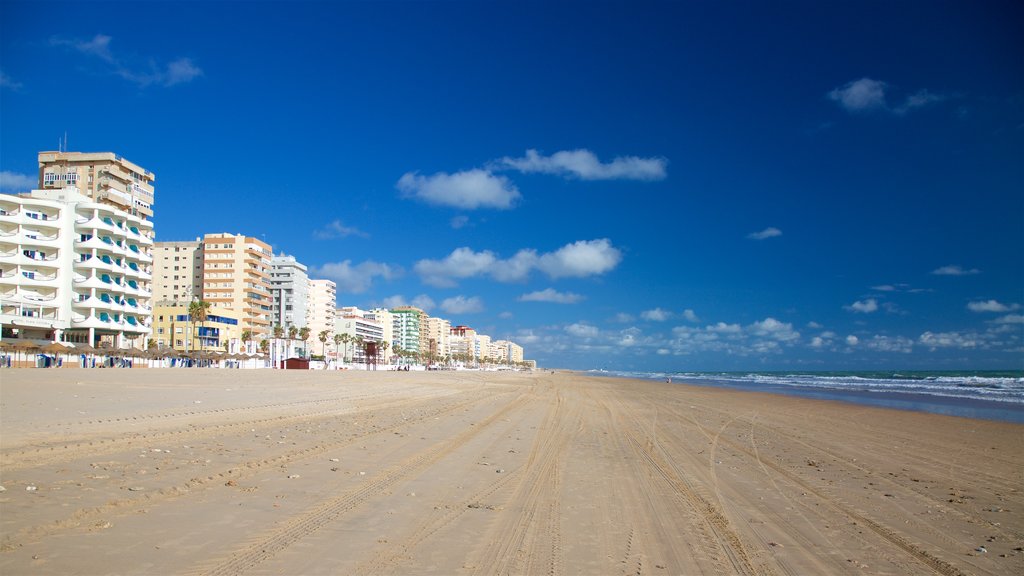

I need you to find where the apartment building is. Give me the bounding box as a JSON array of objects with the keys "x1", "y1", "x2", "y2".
[
  {"x1": 366, "y1": 307, "x2": 394, "y2": 350},
  {"x1": 492, "y1": 340, "x2": 524, "y2": 364},
  {"x1": 1, "y1": 186, "x2": 154, "y2": 348},
  {"x1": 335, "y1": 311, "x2": 384, "y2": 363},
  {"x1": 38, "y1": 151, "x2": 155, "y2": 219},
  {"x1": 425, "y1": 316, "x2": 451, "y2": 360},
  {"x1": 306, "y1": 278, "x2": 336, "y2": 352},
  {"x1": 151, "y1": 304, "x2": 243, "y2": 353},
  {"x1": 449, "y1": 325, "x2": 477, "y2": 360},
  {"x1": 390, "y1": 306, "x2": 427, "y2": 356},
  {"x1": 269, "y1": 254, "x2": 308, "y2": 331},
  {"x1": 152, "y1": 240, "x2": 203, "y2": 304},
  {"x1": 199, "y1": 233, "x2": 272, "y2": 341}
]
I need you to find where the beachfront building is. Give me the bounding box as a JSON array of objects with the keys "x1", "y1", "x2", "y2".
[
  {"x1": 151, "y1": 304, "x2": 243, "y2": 353},
  {"x1": 491, "y1": 340, "x2": 524, "y2": 364},
  {"x1": 199, "y1": 233, "x2": 272, "y2": 344},
  {"x1": 152, "y1": 240, "x2": 203, "y2": 305},
  {"x1": 335, "y1": 311, "x2": 384, "y2": 364},
  {"x1": 390, "y1": 306, "x2": 427, "y2": 358},
  {"x1": 449, "y1": 325, "x2": 477, "y2": 364},
  {"x1": 305, "y1": 279, "x2": 336, "y2": 356},
  {"x1": 38, "y1": 151, "x2": 155, "y2": 219},
  {"x1": 425, "y1": 316, "x2": 451, "y2": 363},
  {"x1": 268, "y1": 254, "x2": 309, "y2": 333},
  {"x1": 366, "y1": 308, "x2": 394, "y2": 355},
  {"x1": 1, "y1": 185, "x2": 154, "y2": 349}
]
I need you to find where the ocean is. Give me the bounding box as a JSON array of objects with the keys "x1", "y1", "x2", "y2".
[{"x1": 586, "y1": 370, "x2": 1024, "y2": 423}]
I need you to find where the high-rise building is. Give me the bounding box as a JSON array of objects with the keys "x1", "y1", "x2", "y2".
[
  {"x1": 38, "y1": 151, "x2": 155, "y2": 218},
  {"x1": 425, "y1": 316, "x2": 451, "y2": 361},
  {"x1": 390, "y1": 306, "x2": 427, "y2": 356},
  {"x1": 450, "y1": 325, "x2": 477, "y2": 361},
  {"x1": 335, "y1": 310, "x2": 383, "y2": 363},
  {"x1": 199, "y1": 233, "x2": 272, "y2": 342},
  {"x1": 306, "y1": 279, "x2": 336, "y2": 353},
  {"x1": 1, "y1": 185, "x2": 154, "y2": 349},
  {"x1": 365, "y1": 307, "x2": 394, "y2": 357},
  {"x1": 151, "y1": 304, "x2": 243, "y2": 353},
  {"x1": 152, "y1": 240, "x2": 203, "y2": 305},
  {"x1": 269, "y1": 254, "x2": 308, "y2": 331}
]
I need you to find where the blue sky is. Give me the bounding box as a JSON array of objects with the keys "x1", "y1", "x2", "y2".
[{"x1": 2, "y1": 1, "x2": 1022, "y2": 370}]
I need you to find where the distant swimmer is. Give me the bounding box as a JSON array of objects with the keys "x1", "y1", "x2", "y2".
[{"x1": 667, "y1": 376, "x2": 672, "y2": 383}]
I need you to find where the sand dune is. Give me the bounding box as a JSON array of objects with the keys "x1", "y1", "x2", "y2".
[{"x1": 1, "y1": 369, "x2": 1021, "y2": 575}]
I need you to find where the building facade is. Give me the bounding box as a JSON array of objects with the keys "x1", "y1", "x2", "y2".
[
  {"x1": 390, "y1": 306, "x2": 426, "y2": 357},
  {"x1": 335, "y1": 312, "x2": 384, "y2": 363},
  {"x1": 152, "y1": 240, "x2": 203, "y2": 305},
  {"x1": 269, "y1": 254, "x2": 308, "y2": 331},
  {"x1": 151, "y1": 304, "x2": 243, "y2": 353},
  {"x1": 38, "y1": 151, "x2": 155, "y2": 219},
  {"x1": 306, "y1": 278, "x2": 336, "y2": 353},
  {"x1": 1, "y1": 186, "x2": 154, "y2": 348},
  {"x1": 425, "y1": 316, "x2": 451, "y2": 361},
  {"x1": 199, "y1": 233, "x2": 272, "y2": 342}
]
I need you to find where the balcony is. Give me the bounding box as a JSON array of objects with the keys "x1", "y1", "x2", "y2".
[
  {"x1": 74, "y1": 215, "x2": 118, "y2": 235},
  {"x1": 18, "y1": 270, "x2": 59, "y2": 287},
  {"x1": 19, "y1": 252, "x2": 61, "y2": 268},
  {"x1": 73, "y1": 274, "x2": 111, "y2": 291}
]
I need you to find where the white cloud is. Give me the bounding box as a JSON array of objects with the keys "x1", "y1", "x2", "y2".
[
  {"x1": 748, "y1": 317, "x2": 800, "y2": 342},
  {"x1": 845, "y1": 298, "x2": 879, "y2": 313},
  {"x1": 396, "y1": 169, "x2": 520, "y2": 210},
  {"x1": 380, "y1": 294, "x2": 436, "y2": 311},
  {"x1": 747, "y1": 227, "x2": 782, "y2": 240},
  {"x1": 864, "y1": 335, "x2": 914, "y2": 353},
  {"x1": 536, "y1": 239, "x2": 622, "y2": 279},
  {"x1": 498, "y1": 149, "x2": 667, "y2": 181},
  {"x1": 706, "y1": 322, "x2": 742, "y2": 334},
  {"x1": 440, "y1": 295, "x2": 483, "y2": 315},
  {"x1": 682, "y1": 309, "x2": 699, "y2": 323},
  {"x1": 829, "y1": 78, "x2": 888, "y2": 112},
  {"x1": 893, "y1": 89, "x2": 946, "y2": 115},
  {"x1": 641, "y1": 308, "x2": 672, "y2": 322},
  {"x1": 566, "y1": 322, "x2": 600, "y2": 338},
  {"x1": 450, "y1": 215, "x2": 470, "y2": 229},
  {"x1": 919, "y1": 331, "x2": 981, "y2": 350},
  {"x1": 932, "y1": 265, "x2": 981, "y2": 276},
  {"x1": 0, "y1": 171, "x2": 36, "y2": 193},
  {"x1": 415, "y1": 239, "x2": 621, "y2": 287},
  {"x1": 967, "y1": 300, "x2": 1019, "y2": 313},
  {"x1": 313, "y1": 260, "x2": 398, "y2": 293},
  {"x1": 51, "y1": 34, "x2": 202, "y2": 88},
  {"x1": 613, "y1": 312, "x2": 635, "y2": 323},
  {"x1": 995, "y1": 314, "x2": 1024, "y2": 324},
  {"x1": 0, "y1": 69, "x2": 23, "y2": 90},
  {"x1": 846, "y1": 335, "x2": 859, "y2": 346},
  {"x1": 519, "y1": 288, "x2": 584, "y2": 304},
  {"x1": 314, "y1": 219, "x2": 367, "y2": 239}
]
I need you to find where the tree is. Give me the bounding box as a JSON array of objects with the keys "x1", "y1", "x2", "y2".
[
  {"x1": 333, "y1": 333, "x2": 343, "y2": 366},
  {"x1": 273, "y1": 324, "x2": 284, "y2": 339},
  {"x1": 259, "y1": 339, "x2": 269, "y2": 354},
  {"x1": 353, "y1": 335, "x2": 364, "y2": 365},
  {"x1": 188, "y1": 299, "x2": 211, "y2": 351},
  {"x1": 378, "y1": 340, "x2": 389, "y2": 366},
  {"x1": 241, "y1": 329, "x2": 253, "y2": 354},
  {"x1": 299, "y1": 327, "x2": 311, "y2": 358},
  {"x1": 318, "y1": 330, "x2": 329, "y2": 361},
  {"x1": 146, "y1": 337, "x2": 156, "y2": 350},
  {"x1": 339, "y1": 333, "x2": 351, "y2": 364}
]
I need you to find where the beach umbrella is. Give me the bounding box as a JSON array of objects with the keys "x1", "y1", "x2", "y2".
[
  {"x1": 42, "y1": 342, "x2": 70, "y2": 367},
  {"x1": 12, "y1": 341, "x2": 41, "y2": 367}
]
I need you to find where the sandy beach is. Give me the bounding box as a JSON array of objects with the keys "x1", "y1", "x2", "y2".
[{"x1": 1, "y1": 369, "x2": 1022, "y2": 575}]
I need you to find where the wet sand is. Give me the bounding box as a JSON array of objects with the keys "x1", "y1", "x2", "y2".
[{"x1": 1, "y1": 368, "x2": 1022, "y2": 575}]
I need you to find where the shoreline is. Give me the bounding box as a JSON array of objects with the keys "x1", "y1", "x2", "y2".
[{"x1": 2, "y1": 369, "x2": 1022, "y2": 575}]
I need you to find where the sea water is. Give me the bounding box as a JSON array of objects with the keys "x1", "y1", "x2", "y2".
[{"x1": 587, "y1": 370, "x2": 1024, "y2": 423}]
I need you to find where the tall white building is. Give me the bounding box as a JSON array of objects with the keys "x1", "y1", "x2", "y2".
[
  {"x1": 306, "y1": 278, "x2": 336, "y2": 354},
  {"x1": 152, "y1": 240, "x2": 203, "y2": 304},
  {"x1": 1, "y1": 186, "x2": 154, "y2": 348},
  {"x1": 335, "y1": 310, "x2": 383, "y2": 363},
  {"x1": 269, "y1": 254, "x2": 308, "y2": 331},
  {"x1": 425, "y1": 316, "x2": 451, "y2": 361}
]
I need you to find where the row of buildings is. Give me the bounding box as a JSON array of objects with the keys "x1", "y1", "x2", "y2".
[{"x1": 1, "y1": 150, "x2": 531, "y2": 368}]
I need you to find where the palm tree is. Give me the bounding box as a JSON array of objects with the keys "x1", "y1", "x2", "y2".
[
  {"x1": 338, "y1": 333, "x2": 351, "y2": 364},
  {"x1": 287, "y1": 325, "x2": 297, "y2": 358},
  {"x1": 378, "y1": 340, "x2": 389, "y2": 366},
  {"x1": 353, "y1": 335, "x2": 364, "y2": 365},
  {"x1": 318, "y1": 330, "x2": 329, "y2": 361},
  {"x1": 299, "y1": 327, "x2": 311, "y2": 358},
  {"x1": 188, "y1": 299, "x2": 211, "y2": 351},
  {"x1": 241, "y1": 329, "x2": 253, "y2": 354}
]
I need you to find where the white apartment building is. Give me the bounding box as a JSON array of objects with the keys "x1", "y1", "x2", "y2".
[
  {"x1": 152, "y1": 240, "x2": 203, "y2": 304},
  {"x1": 492, "y1": 340, "x2": 524, "y2": 364},
  {"x1": 390, "y1": 306, "x2": 426, "y2": 356},
  {"x1": 366, "y1": 307, "x2": 394, "y2": 351},
  {"x1": 306, "y1": 278, "x2": 336, "y2": 353},
  {"x1": 335, "y1": 311, "x2": 384, "y2": 363},
  {"x1": 269, "y1": 254, "x2": 308, "y2": 331},
  {"x1": 1, "y1": 186, "x2": 154, "y2": 348}
]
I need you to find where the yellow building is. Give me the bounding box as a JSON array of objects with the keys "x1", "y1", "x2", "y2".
[
  {"x1": 151, "y1": 304, "x2": 244, "y2": 353},
  {"x1": 199, "y1": 233, "x2": 272, "y2": 341}
]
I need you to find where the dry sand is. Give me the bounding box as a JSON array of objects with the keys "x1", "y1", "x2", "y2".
[{"x1": 1, "y1": 368, "x2": 1022, "y2": 576}]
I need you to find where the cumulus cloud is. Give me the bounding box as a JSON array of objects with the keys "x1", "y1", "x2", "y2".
[
  {"x1": 415, "y1": 239, "x2": 621, "y2": 287},
  {"x1": 314, "y1": 219, "x2": 367, "y2": 239},
  {"x1": 497, "y1": 149, "x2": 668, "y2": 181},
  {"x1": 846, "y1": 335, "x2": 859, "y2": 346},
  {"x1": 613, "y1": 312, "x2": 635, "y2": 323},
  {"x1": 747, "y1": 227, "x2": 782, "y2": 240},
  {"x1": 967, "y1": 300, "x2": 1019, "y2": 313},
  {"x1": 845, "y1": 298, "x2": 879, "y2": 313},
  {"x1": 641, "y1": 308, "x2": 672, "y2": 322},
  {"x1": 566, "y1": 323, "x2": 600, "y2": 338},
  {"x1": 682, "y1": 309, "x2": 700, "y2": 323},
  {"x1": 51, "y1": 34, "x2": 202, "y2": 88},
  {"x1": 864, "y1": 335, "x2": 914, "y2": 353},
  {"x1": 396, "y1": 169, "x2": 520, "y2": 210},
  {"x1": 932, "y1": 265, "x2": 980, "y2": 276},
  {"x1": 313, "y1": 260, "x2": 399, "y2": 293},
  {"x1": 919, "y1": 331, "x2": 981, "y2": 350},
  {"x1": 995, "y1": 314, "x2": 1024, "y2": 324},
  {"x1": 519, "y1": 288, "x2": 584, "y2": 304},
  {"x1": 380, "y1": 294, "x2": 435, "y2": 311},
  {"x1": 0, "y1": 171, "x2": 36, "y2": 193},
  {"x1": 440, "y1": 295, "x2": 484, "y2": 315},
  {"x1": 828, "y1": 78, "x2": 944, "y2": 115}
]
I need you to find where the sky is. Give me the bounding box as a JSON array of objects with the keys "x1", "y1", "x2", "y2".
[{"x1": 1, "y1": 1, "x2": 1022, "y2": 371}]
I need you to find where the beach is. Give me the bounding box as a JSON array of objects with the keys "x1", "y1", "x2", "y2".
[{"x1": 1, "y1": 369, "x2": 1022, "y2": 575}]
